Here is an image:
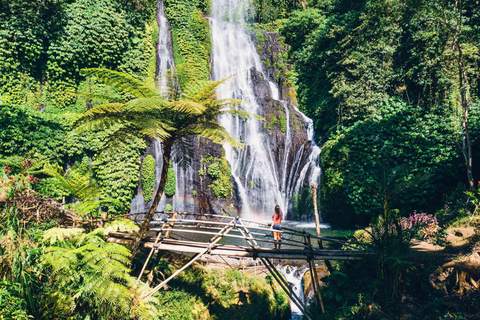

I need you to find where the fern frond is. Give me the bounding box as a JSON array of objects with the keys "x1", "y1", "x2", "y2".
[
  {"x1": 81, "y1": 68, "x2": 158, "y2": 98},
  {"x1": 182, "y1": 78, "x2": 229, "y2": 102},
  {"x1": 190, "y1": 124, "x2": 243, "y2": 148},
  {"x1": 81, "y1": 102, "x2": 125, "y2": 117},
  {"x1": 103, "y1": 218, "x2": 139, "y2": 234},
  {"x1": 75, "y1": 199, "x2": 122, "y2": 217},
  {"x1": 168, "y1": 101, "x2": 206, "y2": 114},
  {"x1": 72, "y1": 116, "x2": 128, "y2": 136},
  {"x1": 73, "y1": 90, "x2": 122, "y2": 103},
  {"x1": 123, "y1": 97, "x2": 170, "y2": 113},
  {"x1": 42, "y1": 164, "x2": 100, "y2": 201},
  {"x1": 43, "y1": 228, "x2": 85, "y2": 245},
  {"x1": 0, "y1": 156, "x2": 32, "y2": 168},
  {"x1": 136, "y1": 118, "x2": 174, "y2": 141}
]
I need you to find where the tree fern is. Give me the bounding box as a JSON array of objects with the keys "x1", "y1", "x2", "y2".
[
  {"x1": 74, "y1": 68, "x2": 262, "y2": 260},
  {"x1": 102, "y1": 218, "x2": 139, "y2": 235}
]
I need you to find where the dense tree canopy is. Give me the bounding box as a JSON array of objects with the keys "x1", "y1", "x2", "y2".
[{"x1": 280, "y1": 0, "x2": 480, "y2": 224}]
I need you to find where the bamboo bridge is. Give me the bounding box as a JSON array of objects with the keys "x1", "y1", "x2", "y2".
[{"x1": 86, "y1": 211, "x2": 367, "y2": 319}]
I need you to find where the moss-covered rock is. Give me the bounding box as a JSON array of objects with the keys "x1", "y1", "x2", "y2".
[
  {"x1": 141, "y1": 155, "x2": 156, "y2": 203},
  {"x1": 165, "y1": 164, "x2": 176, "y2": 197}
]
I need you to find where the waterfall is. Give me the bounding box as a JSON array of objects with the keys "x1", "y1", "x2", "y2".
[
  {"x1": 130, "y1": 0, "x2": 195, "y2": 213},
  {"x1": 156, "y1": 0, "x2": 176, "y2": 96},
  {"x1": 277, "y1": 265, "x2": 309, "y2": 319},
  {"x1": 210, "y1": 0, "x2": 321, "y2": 219}
]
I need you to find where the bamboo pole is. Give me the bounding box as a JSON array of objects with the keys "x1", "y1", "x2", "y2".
[
  {"x1": 143, "y1": 220, "x2": 235, "y2": 298},
  {"x1": 137, "y1": 220, "x2": 168, "y2": 281},
  {"x1": 312, "y1": 184, "x2": 335, "y2": 273},
  {"x1": 165, "y1": 211, "x2": 178, "y2": 239},
  {"x1": 308, "y1": 260, "x2": 321, "y2": 307},
  {"x1": 306, "y1": 234, "x2": 325, "y2": 313},
  {"x1": 148, "y1": 227, "x2": 308, "y2": 248},
  {"x1": 263, "y1": 257, "x2": 313, "y2": 320},
  {"x1": 308, "y1": 259, "x2": 325, "y2": 313}
]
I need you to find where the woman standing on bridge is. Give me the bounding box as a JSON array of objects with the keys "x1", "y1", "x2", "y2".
[{"x1": 272, "y1": 205, "x2": 282, "y2": 250}]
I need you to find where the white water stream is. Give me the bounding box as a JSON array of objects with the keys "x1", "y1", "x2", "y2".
[
  {"x1": 210, "y1": 0, "x2": 321, "y2": 219},
  {"x1": 277, "y1": 265, "x2": 309, "y2": 319},
  {"x1": 131, "y1": 1, "x2": 195, "y2": 213}
]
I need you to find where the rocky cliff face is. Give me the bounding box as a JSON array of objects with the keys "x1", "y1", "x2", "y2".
[
  {"x1": 131, "y1": 136, "x2": 240, "y2": 215},
  {"x1": 253, "y1": 31, "x2": 320, "y2": 219}
]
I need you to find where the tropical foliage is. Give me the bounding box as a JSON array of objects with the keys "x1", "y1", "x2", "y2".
[{"x1": 72, "y1": 67, "x2": 250, "y2": 257}]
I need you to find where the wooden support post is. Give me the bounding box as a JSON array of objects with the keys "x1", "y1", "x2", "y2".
[
  {"x1": 306, "y1": 234, "x2": 325, "y2": 314},
  {"x1": 143, "y1": 220, "x2": 235, "y2": 298},
  {"x1": 312, "y1": 184, "x2": 334, "y2": 274},
  {"x1": 165, "y1": 211, "x2": 178, "y2": 239},
  {"x1": 308, "y1": 259, "x2": 325, "y2": 313},
  {"x1": 137, "y1": 220, "x2": 169, "y2": 281},
  {"x1": 138, "y1": 212, "x2": 177, "y2": 283}
]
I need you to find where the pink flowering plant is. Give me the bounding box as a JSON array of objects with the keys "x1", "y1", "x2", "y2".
[{"x1": 400, "y1": 212, "x2": 440, "y2": 242}]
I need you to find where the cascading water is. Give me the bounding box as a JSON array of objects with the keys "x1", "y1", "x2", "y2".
[
  {"x1": 156, "y1": 0, "x2": 176, "y2": 95},
  {"x1": 130, "y1": 0, "x2": 195, "y2": 213},
  {"x1": 277, "y1": 265, "x2": 309, "y2": 320},
  {"x1": 210, "y1": 0, "x2": 321, "y2": 219}
]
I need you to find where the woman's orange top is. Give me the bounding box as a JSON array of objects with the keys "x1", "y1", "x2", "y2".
[{"x1": 272, "y1": 212, "x2": 282, "y2": 225}]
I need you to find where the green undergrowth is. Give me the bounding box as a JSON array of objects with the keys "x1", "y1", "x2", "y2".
[
  {"x1": 0, "y1": 104, "x2": 144, "y2": 214},
  {"x1": 202, "y1": 156, "x2": 233, "y2": 199},
  {"x1": 162, "y1": 262, "x2": 290, "y2": 320},
  {"x1": 164, "y1": 0, "x2": 212, "y2": 88}
]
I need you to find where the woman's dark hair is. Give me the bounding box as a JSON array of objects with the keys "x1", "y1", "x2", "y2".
[{"x1": 275, "y1": 205, "x2": 281, "y2": 216}]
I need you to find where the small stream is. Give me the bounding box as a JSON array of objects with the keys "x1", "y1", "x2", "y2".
[{"x1": 277, "y1": 265, "x2": 309, "y2": 320}]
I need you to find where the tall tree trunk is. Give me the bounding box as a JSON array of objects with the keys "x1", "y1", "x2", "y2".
[
  {"x1": 458, "y1": 48, "x2": 475, "y2": 190},
  {"x1": 453, "y1": 0, "x2": 475, "y2": 190},
  {"x1": 312, "y1": 184, "x2": 321, "y2": 237},
  {"x1": 131, "y1": 138, "x2": 174, "y2": 261},
  {"x1": 311, "y1": 184, "x2": 334, "y2": 273}
]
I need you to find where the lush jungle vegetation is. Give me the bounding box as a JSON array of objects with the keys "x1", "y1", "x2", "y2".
[{"x1": 2, "y1": 0, "x2": 480, "y2": 319}]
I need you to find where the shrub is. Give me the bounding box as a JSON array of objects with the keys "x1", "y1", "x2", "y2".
[{"x1": 400, "y1": 211, "x2": 440, "y2": 242}]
